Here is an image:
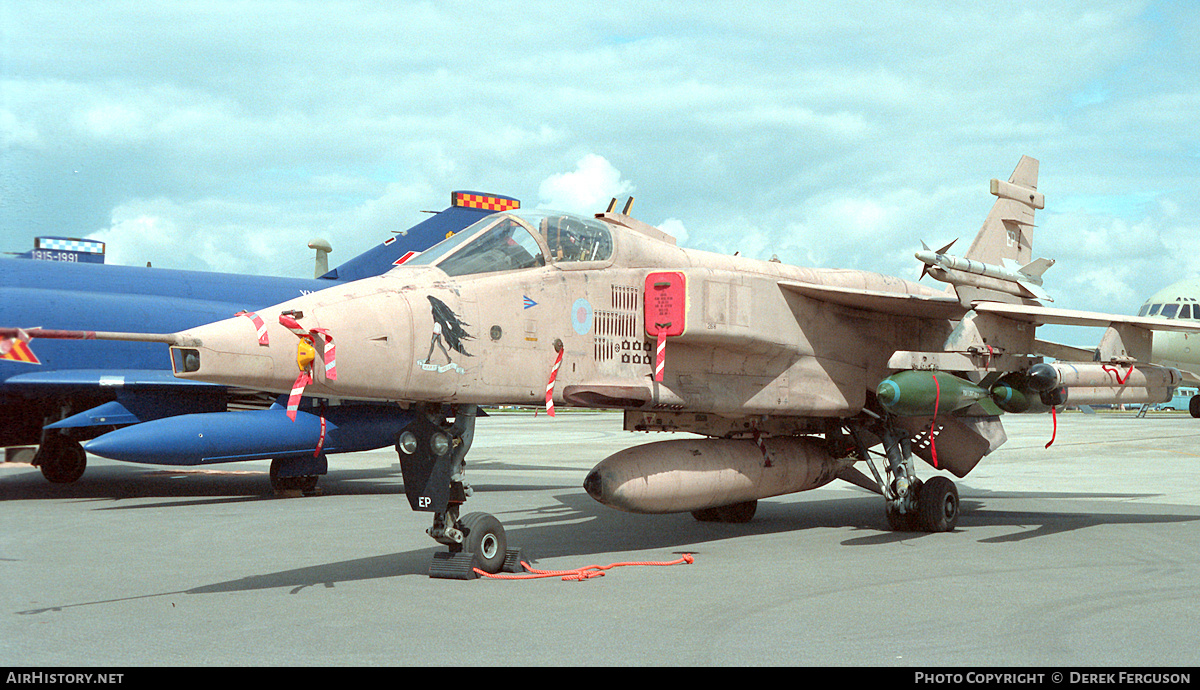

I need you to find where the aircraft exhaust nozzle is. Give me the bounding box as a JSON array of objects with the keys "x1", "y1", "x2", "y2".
[{"x1": 583, "y1": 436, "x2": 851, "y2": 514}]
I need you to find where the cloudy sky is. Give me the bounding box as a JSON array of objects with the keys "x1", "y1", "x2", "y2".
[{"x1": 2, "y1": 1, "x2": 1197, "y2": 324}]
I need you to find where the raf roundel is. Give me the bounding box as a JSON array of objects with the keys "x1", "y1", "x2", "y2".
[{"x1": 571, "y1": 298, "x2": 593, "y2": 335}]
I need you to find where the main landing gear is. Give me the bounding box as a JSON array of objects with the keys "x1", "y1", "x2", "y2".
[
  {"x1": 847, "y1": 413, "x2": 959, "y2": 533},
  {"x1": 33, "y1": 432, "x2": 87, "y2": 484},
  {"x1": 269, "y1": 458, "x2": 321, "y2": 495},
  {"x1": 395, "y1": 404, "x2": 523, "y2": 579}
]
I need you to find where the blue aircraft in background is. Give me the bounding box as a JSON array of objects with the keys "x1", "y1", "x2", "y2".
[{"x1": 0, "y1": 191, "x2": 519, "y2": 489}]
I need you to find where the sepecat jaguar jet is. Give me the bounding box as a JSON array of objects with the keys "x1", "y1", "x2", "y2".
[{"x1": 19, "y1": 156, "x2": 1200, "y2": 577}]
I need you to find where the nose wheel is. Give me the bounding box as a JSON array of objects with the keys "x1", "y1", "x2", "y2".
[{"x1": 396, "y1": 405, "x2": 523, "y2": 578}]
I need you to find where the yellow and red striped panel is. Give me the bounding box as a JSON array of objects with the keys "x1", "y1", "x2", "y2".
[
  {"x1": 0, "y1": 338, "x2": 40, "y2": 364},
  {"x1": 452, "y1": 192, "x2": 520, "y2": 212}
]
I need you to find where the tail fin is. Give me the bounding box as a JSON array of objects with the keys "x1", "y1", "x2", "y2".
[{"x1": 962, "y1": 155, "x2": 1044, "y2": 268}]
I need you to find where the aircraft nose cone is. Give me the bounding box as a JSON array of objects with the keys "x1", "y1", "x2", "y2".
[{"x1": 174, "y1": 316, "x2": 285, "y2": 392}]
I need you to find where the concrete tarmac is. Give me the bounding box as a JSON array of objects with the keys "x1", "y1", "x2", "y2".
[{"x1": 2, "y1": 409, "x2": 1200, "y2": 667}]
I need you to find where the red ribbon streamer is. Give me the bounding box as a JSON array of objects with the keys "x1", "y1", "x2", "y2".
[
  {"x1": 236, "y1": 311, "x2": 270, "y2": 346},
  {"x1": 314, "y1": 415, "x2": 327, "y2": 457},
  {"x1": 1046, "y1": 406, "x2": 1057, "y2": 448},
  {"x1": 286, "y1": 371, "x2": 311, "y2": 421},
  {"x1": 654, "y1": 330, "x2": 667, "y2": 382},
  {"x1": 545, "y1": 348, "x2": 564, "y2": 417},
  {"x1": 1102, "y1": 363, "x2": 1135, "y2": 385}
]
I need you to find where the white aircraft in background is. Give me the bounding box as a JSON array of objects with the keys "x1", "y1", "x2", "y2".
[{"x1": 1138, "y1": 277, "x2": 1200, "y2": 417}]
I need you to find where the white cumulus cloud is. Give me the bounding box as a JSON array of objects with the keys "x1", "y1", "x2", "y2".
[{"x1": 537, "y1": 154, "x2": 633, "y2": 215}]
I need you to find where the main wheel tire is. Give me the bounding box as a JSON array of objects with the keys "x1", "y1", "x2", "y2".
[
  {"x1": 37, "y1": 439, "x2": 87, "y2": 484},
  {"x1": 885, "y1": 502, "x2": 918, "y2": 531},
  {"x1": 460, "y1": 512, "x2": 507, "y2": 574},
  {"x1": 917, "y1": 475, "x2": 959, "y2": 532},
  {"x1": 1190, "y1": 395, "x2": 1200, "y2": 419}
]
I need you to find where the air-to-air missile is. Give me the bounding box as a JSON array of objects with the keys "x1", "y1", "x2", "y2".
[{"x1": 916, "y1": 239, "x2": 1056, "y2": 302}]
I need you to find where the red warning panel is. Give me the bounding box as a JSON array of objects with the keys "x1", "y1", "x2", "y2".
[{"x1": 644, "y1": 272, "x2": 687, "y2": 337}]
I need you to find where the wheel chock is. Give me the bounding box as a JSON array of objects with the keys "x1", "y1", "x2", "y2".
[
  {"x1": 428, "y1": 551, "x2": 478, "y2": 580},
  {"x1": 428, "y1": 547, "x2": 527, "y2": 579},
  {"x1": 502, "y1": 548, "x2": 525, "y2": 573}
]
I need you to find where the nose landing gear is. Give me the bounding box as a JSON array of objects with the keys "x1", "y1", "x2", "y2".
[{"x1": 396, "y1": 405, "x2": 523, "y2": 579}]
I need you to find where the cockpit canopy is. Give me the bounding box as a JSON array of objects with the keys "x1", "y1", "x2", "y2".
[{"x1": 401, "y1": 211, "x2": 613, "y2": 277}]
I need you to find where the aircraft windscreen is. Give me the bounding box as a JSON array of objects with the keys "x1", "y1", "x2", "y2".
[
  {"x1": 402, "y1": 211, "x2": 613, "y2": 277},
  {"x1": 405, "y1": 215, "x2": 545, "y2": 277}
]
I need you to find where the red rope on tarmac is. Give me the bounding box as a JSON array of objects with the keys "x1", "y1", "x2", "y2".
[{"x1": 474, "y1": 554, "x2": 695, "y2": 581}]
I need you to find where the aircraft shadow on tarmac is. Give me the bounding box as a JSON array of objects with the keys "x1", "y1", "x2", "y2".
[
  {"x1": 14, "y1": 484, "x2": 1200, "y2": 616},
  {"x1": 0, "y1": 459, "x2": 584, "y2": 509}
]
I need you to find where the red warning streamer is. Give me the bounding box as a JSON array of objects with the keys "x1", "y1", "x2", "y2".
[
  {"x1": 654, "y1": 329, "x2": 667, "y2": 382},
  {"x1": 1103, "y1": 363, "x2": 1135, "y2": 385},
  {"x1": 314, "y1": 415, "x2": 327, "y2": 457},
  {"x1": 751, "y1": 426, "x2": 772, "y2": 467},
  {"x1": 278, "y1": 313, "x2": 337, "y2": 422},
  {"x1": 235, "y1": 310, "x2": 269, "y2": 346},
  {"x1": 1046, "y1": 406, "x2": 1057, "y2": 449},
  {"x1": 545, "y1": 346, "x2": 564, "y2": 417},
  {"x1": 286, "y1": 371, "x2": 312, "y2": 422}
]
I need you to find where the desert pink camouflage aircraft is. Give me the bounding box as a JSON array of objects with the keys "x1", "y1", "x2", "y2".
[{"x1": 15, "y1": 156, "x2": 1200, "y2": 577}]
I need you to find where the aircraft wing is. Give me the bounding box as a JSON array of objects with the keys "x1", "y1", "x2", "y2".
[
  {"x1": 0, "y1": 368, "x2": 267, "y2": 431},
  {"x1": 972, "y1": 301, "x2": 1200, "y2": 332},
  {"x1": 1033, "y1": 338, "x2": 1096, "y2": 361},
  {"x1": 1, "y1": 368, "x2": 216, "y2": 390},
  {"x1": 778, "y1": 280, "x2": 967, "y2": 319}
]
